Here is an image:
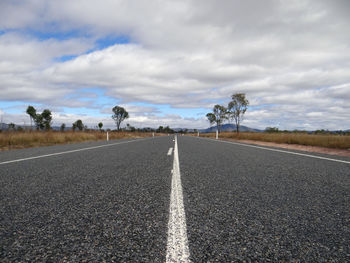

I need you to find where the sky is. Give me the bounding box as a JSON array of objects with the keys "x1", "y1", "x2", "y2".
[{"x1": 0, "y1": 0, "x2": 349, "y2": 130}]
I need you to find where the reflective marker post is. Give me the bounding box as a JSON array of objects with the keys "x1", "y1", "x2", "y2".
[
  {"x1": 107, "y1": 132, "x2": 109, "y2": 141},
  {"x1": 216, "y1": 130, "x2": 218, "y2": 140}
]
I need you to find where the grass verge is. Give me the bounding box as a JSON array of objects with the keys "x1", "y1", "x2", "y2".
[
  {"x1": 0, "y1": 131, "x2": 155, "y2": 151},
  {"x1": 199, "y1": 132, "x2": 350, "y2": 150}
]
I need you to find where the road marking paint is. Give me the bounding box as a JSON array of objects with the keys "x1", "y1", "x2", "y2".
[
  {"x1": 166, "y1": 136, "x2": 191, "y2": 263},
  {"x1": 167, "y1": 147, "x2": 173, "y2": 156},
  {"x1": 198, "y1": 137, "x2": 350, "y2": 165},
  {"x1": 0, "y1": 138, "x2": 151, "y2": 165}
]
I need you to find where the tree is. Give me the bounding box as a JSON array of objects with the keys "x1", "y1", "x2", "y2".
[
  {"x1": 26, "y1": 106, "x2": 36, "y2": 130},
  {"x1": 98, "y1": 122, "x2": 103, "y2": 131},
  {"x1": 156, "y1": 126, "x2": 164, "y2": 133},
  {"x1": 34, "y1": 114, "x2": 44, "y2": 130},
  {"x1": 112, "y1": 106, "x2": 129, "y2": 131},
  {"x1": 73, "y1": 120, "x2": 84, "y2": 131},
  {"x1": 26, "y1": 106, "x2": 52, "y2": 131},
  {"x1": 41, "y1": 109, "x2": 52, "y2": 130},
  {"x1": 164, "y1": 126, "x2": 174, "y2": 134},
  {"x1": 206, "y1": 104, "x2": 227, "y2": 133},
  {"x1": 227, "y1": 93, "x2": 249, "y2": 134},
  {"x1": 60, "y1": 123, "x2": 66, "y2": 132}
]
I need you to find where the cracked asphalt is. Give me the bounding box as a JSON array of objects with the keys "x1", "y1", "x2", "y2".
[{"x1": 1, "y1": 135, "x2": 349, "y2": 262}]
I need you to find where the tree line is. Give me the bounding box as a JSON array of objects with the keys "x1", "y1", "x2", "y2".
[
  {"x1": 16, "y1": 105, "x2": 132, "y2": 132},
  {"x1": 19, "y1": 105, "x2": 129, "y2": 132}
]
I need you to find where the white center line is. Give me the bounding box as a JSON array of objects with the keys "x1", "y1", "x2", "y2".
[
  {"x1": 167, "y1": 147, "x2": 173, "y2": 156},
  {"x1": 0, "y1": 138, "x2": 150, "y2": 165},
  {"x1": 166, "y1": 136, "x2": 191, "y2": 263}
]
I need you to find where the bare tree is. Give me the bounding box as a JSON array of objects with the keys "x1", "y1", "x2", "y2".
[{"x1": 228, "y1": 93, "x2": 249, "y2": 134}]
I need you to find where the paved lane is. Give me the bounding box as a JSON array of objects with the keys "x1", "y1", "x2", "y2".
[
  {"x1": 1, "y1": 136, "x2": 173, "y2": 262},
  {"x1": 178, "y1": 136, "x2": 350, "y2": 262},
  {"x1": 1, "y1": 135, "x2": 349, "y2": 262}
]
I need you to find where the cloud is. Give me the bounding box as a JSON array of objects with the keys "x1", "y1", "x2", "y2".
[{"x1": 0, "y1": 0, "x2": 349, "y2": 130}]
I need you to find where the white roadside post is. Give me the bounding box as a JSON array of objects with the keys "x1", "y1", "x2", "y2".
[
  {"x1": 216, "y1": 130, "x2": 218, "y2": 140},
  {"x1": 152, "y1": 132, "x2": 155, "y2": 138},
  {"x1": 107, "y1": 131, "x2": 109, "y2": 141},
  {"x1": 197, "y1": 131, "x2": 199, "y2": 137}
]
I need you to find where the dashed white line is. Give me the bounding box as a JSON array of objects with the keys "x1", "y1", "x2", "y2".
[
  {"x1": 0, "y1": 138, "x2": 150, "y2": 165},
  {"x1": 166, "y1": 136, "x2": 191, "y2": 263},
  {"x1": 167, "y1": 147, "x2": 173, "y2": 156}
]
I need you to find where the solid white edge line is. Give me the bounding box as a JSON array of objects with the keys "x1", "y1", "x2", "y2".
[
  {"x1": 167, "y1": 147, "x2": 173, "y2": 156},
  {"x1": 166, "y1": 135, "x2": 191, "y2": 263},
  {"x1": 197, "y1": 136, "x2": 350, "y2": 165},
  {"x1": 0, "y1": 137, "x2": 151, "y2": 165}
]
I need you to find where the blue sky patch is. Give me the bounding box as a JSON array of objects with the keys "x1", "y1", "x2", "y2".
[
  {"x1": 54, "y1": 54, "x2": 79, "y2": 62},
  {"x1": 95, "y1": 35, "x2": 130, "y2": 49}
]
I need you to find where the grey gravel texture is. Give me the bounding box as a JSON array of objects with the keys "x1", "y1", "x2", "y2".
[
  {"x1": 1, "y1": 136, "x2": 173, "y2": 262},
  {"x1": 178, "y1": 136, "x2": 350, "y2": 262}
]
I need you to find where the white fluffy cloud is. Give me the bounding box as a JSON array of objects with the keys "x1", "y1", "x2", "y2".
[{"x1": 0, "y1": 0, "x2": 349, "y2": 130}]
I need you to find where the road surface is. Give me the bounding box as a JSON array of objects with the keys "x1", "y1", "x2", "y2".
[{"x1": 1, "y1": 135, "x2": 349, "y2": 262}]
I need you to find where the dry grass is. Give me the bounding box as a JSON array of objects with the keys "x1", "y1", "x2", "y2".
[
  {"x1": 199, "y1": 132, "x2": 350, "y2": 149},
  {"x1": 0, "y1": 131, "x2": 154, "y2": 151}
]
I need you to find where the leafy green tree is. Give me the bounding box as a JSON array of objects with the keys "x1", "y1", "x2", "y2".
[
  {"x1": 112, "y1": 106, "x2": 129, "y2": 131},
  {"x1": 73, "y1": 119, "x2": 84, "y2": 131},
  {"x1": 227, "y1": 93, "x2": 249, "y2": 134},
  {"x1": 26, "y1": 106, "x2": 52, "y2": 131},
  {"x1": 35, "y1": 114, "x2": 44, "y2": 130},
  {"x1": 60, "y1": 123, "x2": 66, "y2": 132},
  {"x1": 98, "y1": 122, "x2": 103, "y2": 131},
  {"x1": 206, "y1": 104, "x2": 227, "y2": 133},
  {"x1": 26, "y1": 106, "x2": 36, "y2": 130},
  {"x1": 41, "y1": 109, "x2": 52, "y2": 130}
]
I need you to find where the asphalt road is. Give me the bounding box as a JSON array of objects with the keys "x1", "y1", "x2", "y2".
[
  {"x1": 1, "y1": 135, "x2": 349, "y2": 262},
  {"x1": 0, "y1": 137, "x2": 173, "y2": 262}
]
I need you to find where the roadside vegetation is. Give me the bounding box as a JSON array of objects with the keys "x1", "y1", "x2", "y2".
[
  {"x1": 0, "y1": 104, "x2": 165, "y2": 151},
  {"x1": 204, "y1": 93, "x2": 350, "y2": 150},
  {"x1": 0, "y1": 131, "x2": 154, "y2": 151},
  {"x1": 206, "y1": 93, "x2": 249, "y2": 133},
  {"x1": 199, "y1": 132, "x2": 350, "y2": 150}
]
